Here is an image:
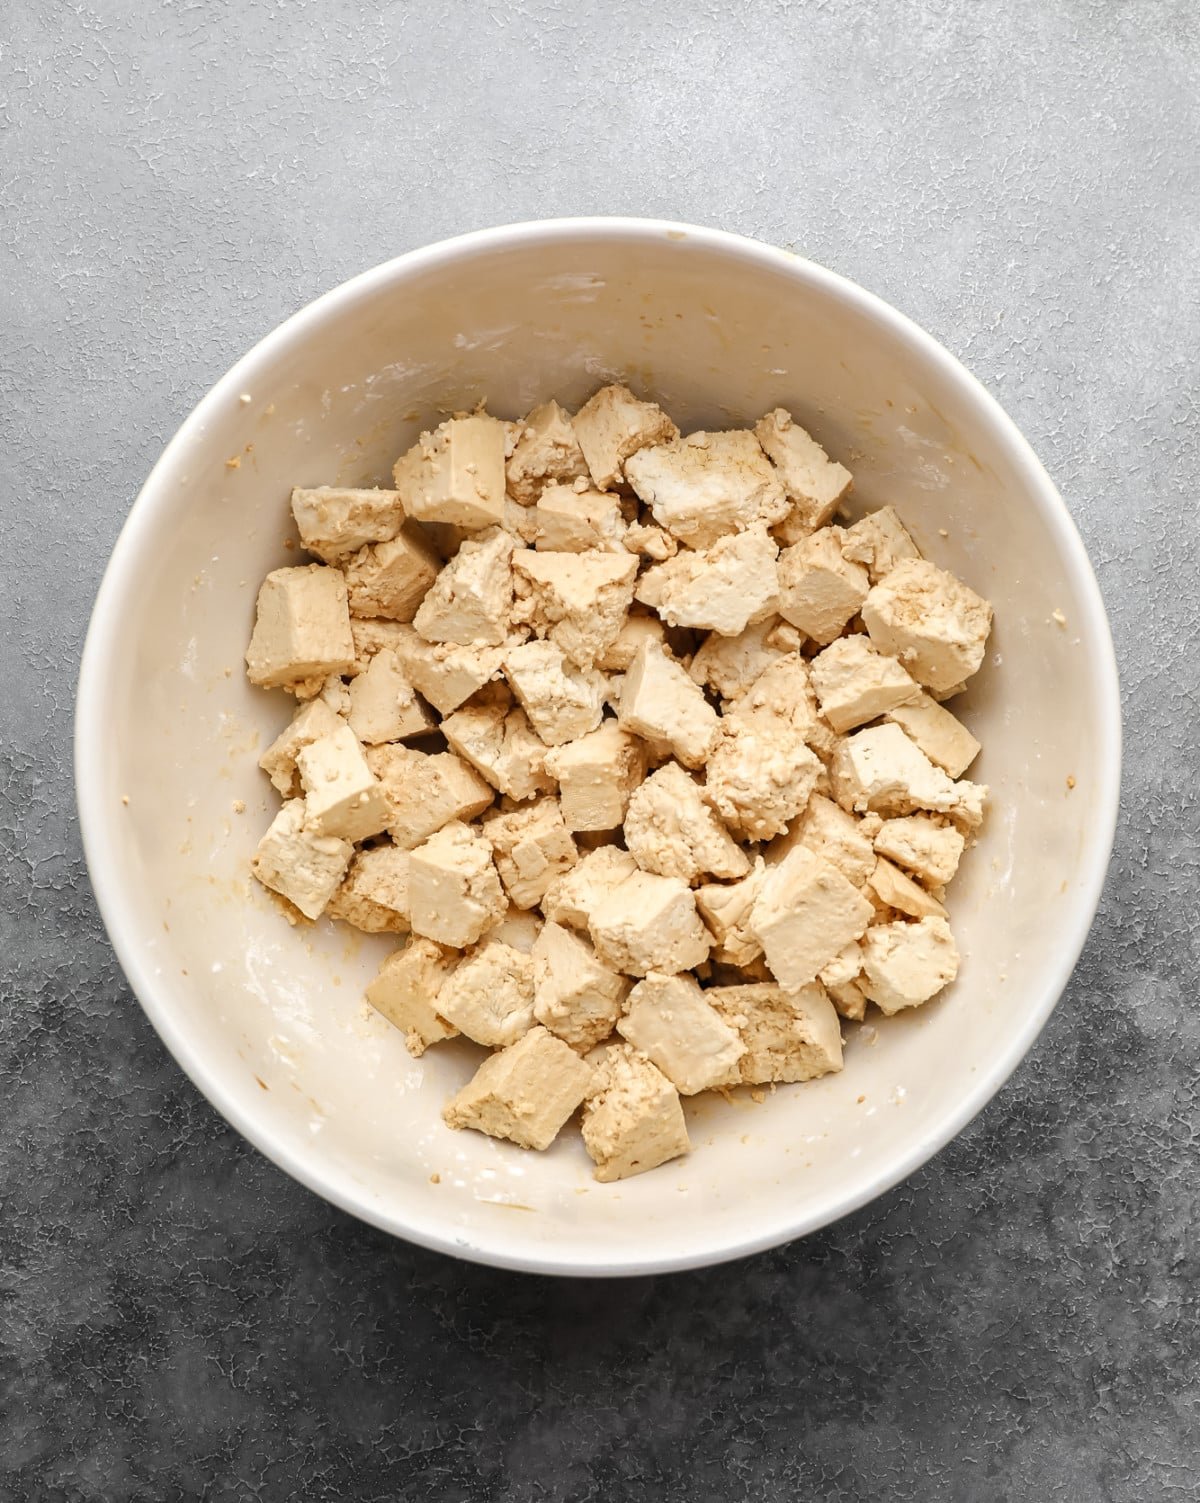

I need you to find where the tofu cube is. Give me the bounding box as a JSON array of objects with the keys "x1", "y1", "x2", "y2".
[
  {"x1": 296, "y1": 722, "x2": 391, "y2": 841},
  {"x1": 581, "y1": 1042, "x2": 690, "y2": 1182},
  {"x1": 866, "y1": 856, "x2": 947, "y2": 920},
  {"x1": 502, "y1": 639, "x2": 607, "y2": 746},
  {"x1": 840, "y1": 505, "x2": 920, "y2": 582},
  {"x1": 776, "y1": 528, "x2": 870, "y2": 645},
  {"x1": 541, "y1": 845, "x2": 639, "y2": 931},
  {"x1": 291, "y1": 486, "x2": 405, "y2": 562},
  {"x1": 443, "y1": 1025, "x2": 594, "y2": 1151},
  {"x1": 749, "y1": 846, "x2": 873, "y2": 989},
  {"x1": 532, "y1": 920, "x2": 631, "y2": 1051},
  {"x1": 617, "y1": 640, "x2": 719, "y2": 769},
  {"x1": 624, "y1": 762, "x2": 750, "y2": 883},
  {"x1": 530, "y1": 483, "x2": 627, "y2": 553},
  {"x1": 704, "y1": 718, "x2": 822, "y2": 841},
  {"x1": 884, "y1": 691, "x2": 980, "y2": 778},
  {"x1": 544, "y1": 721, "x2": 646, "y2": 832},
  {"x1": 346, "y1": 647, "x2": 436, "y2": 745},
  {"x1": 727, "y1": 653, "x2": 832, "y2": 751},
  {"x1": 753, "y1": 408, "x2": 852, "y2": 535},
  {"x1": 688, "y1": 616, "x2": 800, "y2": 703},
  {"x1": 596, "y1": 610, "x2": 667, "y2": 671},
  {"x1": 343, "y1": 527, "x2": 442, "y2": 622},
  {"x1": 367, "y1": 744, "x2": 494, "y2": 848},
  {"x1": 250, "y1": 798, "x2": 353, "y2": 920},
  {"x1": 259, "y1": 697, "x2": 345, "y2": 797},
  {"x1": 412, "y1": 528, "x2": 514, "y2": 647},
  {"x1": 617, "y1": 973, "x2": 745, "y2": 1095},
  {"x1": 483, "y1": 798, "x2": 578, "y2": 910},
  {"x1": 512, "y1": 548, "x2": 639, "y2": 666},
  {"x1": 434, "y1": 939, "x2": 535, "y2": 1046},
  {"x1": 624, "y1": 430, "x2": 789, "y2": 548},
  {"x1": 635, "y1": 524, "x2": 779, "y2": 636},
  {"x1": 392, "y1": 414, "x2": 507, "y2": 530},
  {"x1": 707, "y1": 981, "x2": 844, "y2": 1085},
  {"x1": 588, "y1": 870, "x2": 712, "y2": 977},
  {"x1": 328, "y1": 844, "x2": 411, "y2": 933},
  {"x1": 859, "y1": 916, "x2": 960, "y2": 1013},
  {"x1": 364, "y1": 937, "x2": 459, "y2": 1056},
  {"x1": 505, "y1": 400, "x2": 590, "y2": 503},
  {"x1": 782, "y1": 793, "x2": 878, "y2": 887},
  {"x1": 862, "y1": 558, "x2": 993, "y2": 694},
  {"x1": 245, "y1": 564, "x2": 355, "y2": 689},
  {"x1": 572, "y1": 383, "x2": 679, "y2": 491},
  {"x1": 695, "y1": 859, "x2": 767, "y2": 966},
  {"x1": 874, "y1": 814, "x2": 965, "y2": 887},
  {"x1": 441, "y1": 695, "x2": 556, "y2": 801},
  {"x1": 408, "y1": 820, "x2": 507, "y2": 948},
  {"x1": 810, "y1": 635, "x2": 919, "y2": 733},
  {"x1": 393, "y1": 632, "x2": 506, "y2": 715},
  {"x1": 830, "y1": 723, "x2": 987, "y2": 829}
]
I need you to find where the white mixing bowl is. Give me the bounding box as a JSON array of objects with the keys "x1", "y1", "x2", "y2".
[{"x1": 76, "y1": 219, "x2": 1121, "y2": 1275}]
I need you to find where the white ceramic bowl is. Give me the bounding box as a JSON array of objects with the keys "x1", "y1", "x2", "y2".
[{"x1": 76, "y1": 219, "x2": 1120, "y2": 1275}]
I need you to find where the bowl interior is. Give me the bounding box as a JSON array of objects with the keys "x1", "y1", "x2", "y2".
[{"x1": 78, "y1": 223, "x2": 1118, "y2": 1273}]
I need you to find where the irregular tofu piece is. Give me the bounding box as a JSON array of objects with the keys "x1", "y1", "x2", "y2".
[
  {"x1": 250, "y1": 798, "x2": 353, "y2": 920},
  {"x1": 483, "y1": 906, "x2": 543, "y2": 953},
  {"x1": 364, "y1": 938, "x2": 459, "y2": 1056},
  {"x1": 532, "y1": 921, "x2": 631, "y2": 1051},
  {"x1": 413, "y1": 528, "x2": 514, "y2": 647},
  {"x1": 809, "y1": 635, "x2": 919, "y2": 733},
  {"x1": 483, "y1": 798, "x2": 578, "y2": 910},
  {"x1": 704, "y1": 717, "x2": 822, "y2": 841},
  {"x1": 866, "y1": 856, "x2": 948, "y2": 920},
  {"x1": 441, "y1": 695, "x2": 556, "y2": 801},
  {"x1": 348, "y1": 616, "x2": 412, "y2": 673},
  {"x1": 707, "y1": 981, "x2": 844, "y2": 1085},
  {"x1": 511, "y1": 549, "x2": 639, "y2": 666},
  {"x1": 749, "y1": 846, "x2": 873, "y2": 989},
  {"x1": 589, "y1": 870, "x2": 712, "y2": 977},
  {"x1": 874, "y1": 814, "x2": 965, "y2": 887},
  {"x1": 840, "y1": 505, "x2": 920, "y2": 582},
  {"x1": 819, "y1": 941, "x2": 862, "y2": 990},
  {"x1": 695, "y1": 860, "x2": 767, "y2": 966},
  {"x1": 625, "y1": 430, "x2": 789, "y2": 548},
  {"x1": 343, "y1": 527, "x2": 442, "y2": 622},
  {"x1": 581, "y1": 1042, "x2": 690, "y2": 1182},
  {"x1": 505, "y1": 401, "x2": 589, "y2": 503},
  {"x1": 623, "y1": 762, "x2": 750, "y2": 883},
  {"x1": 328, "y1": 844, "x2": 412, "y2": 933},
  {"x1": 859, "y1": 916, "x2": 959, "y2": 1013},
  {"x1": 408, "y1": 820, "x2": 507, "y2": 948},
  {"x1": 291, "y1": 486, "x2": 405, "y2": 562},
  {"x1": 443, "y1": 1025, "x2": 593, "y2": 1150},
  {"x1": 393, "y1": 631, "x2": 506, "y2": 715},
  {"x1": 884, "y1": 691, "x2": 981, "y2": 778},
  {"x1": 753, "y1": 409, "x2": 852, "y2": 535},
  {"x1": 827, "y1": 979, "x2": 868, "y2": 1022},
  {"x1": 367, "y1": 745, "x2": 494, "y2": 848},
  {"x1": 346, "y1": 648, "x2": 436, "y2": 745},
  {"x1": 783, "y1": 793, "x2": 879, "y2": 887},
  {"x1": 729, "y1": 653, "x2": 831, "y2": 751},
  {"x1": 776, "y1": 528, "x2": 870, "y2": 645},
  {"x1": 259, "y1": 698, "x2": 345, "y2": 797},
  {"x1": 503, "y1": 639, "x2": 607, "y2": 746},
  {"x1": 617, "y1": 973, "x2": 745, "y2": 1094},
  {"x1": 530, "y1": 483, "x2": 627, "y2": 552},
  {"x1": 392, "y1": 414, "x2": 507, "y2": 530},
  {"x1": 635, "y1": 524, "x2": 779, "y2": 636},
  {"x1": 688, "y1": 616, "x2": 800, "y2": 703},
  {"x1": 596, "y1": 610, "x2": 667, "y2": 672},
  {"x1": 623, "y1": 521, "x2": 678, "y2": 561},
  {"x1": 545, "y1": 721, "x2": 646, "y2": 832},
  {"x1": 862, "y1": 558, "x2": 993, "y2": 694},
  {"x1": 435, "y1": 940, "x2": 535, "y2": 1046},
  {"x1": 830, "y1": 723, "x2": 987, "y2": 829},
  {"x1": 617, "y1": 640, "x2": 719, "y2": 769},
  {"x1": 541, "y1": 845, "x2": 639, "y2": 931},
  {"x1": 572, "y1": 383, "x2": 679, "y2": 491},
  {"x1": 245, "y1": 564, "x2": 355, "y2": 689},
  {"x1": 296, "y1": 722, "x2": 391, "y2": 841}
]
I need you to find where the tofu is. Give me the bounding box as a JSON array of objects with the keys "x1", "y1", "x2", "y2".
[
  {"x1": 408, "y1": 820, "x2": 507, "y2": 948},
  {"x1": 753, "y1": 409, "x2": 852, "y2": 535},
  {"x1": 541, "y1": 845, "x2": 639, "y2": 931},
  {"x1": 441, "y1": 695, "x2": 556, "y2": 800},
  {"x1": 704, "y1": 717, "x2": 822, "y2": 841},
  {"x1": 783, "y1": 793, "x2": 879, "y2": 887},
  {"x1": 245, "y1": 564, "x2": 355, "y2": 689},
  {"x1": 296, "y1": 722, "x2": 391, "y2": 841},
  {"x1": 250, "y1": 798, "x2": 353, "y2": 920},
  {"x1": 328, "y1": 844, "x2": 412, "y2": 932},
  {"x1": 809, "y1": 635, "x2": 919, "y2": 733},
  {"x1": 840, "y1": 505, "x2": 920, "y2": 582},
  {"x1": 443, "y1": 1025, "x2": 593, "y2": 1150},
  {"x1": 259, "y1": 698, "x2": 345, "y2": 797},
  {"x1": 291, "y1": 486, "x2": 405, "y2": 562},
  {"x1": 617, "y1": 640, "x2": 719, "y2": 769},
  {"x1": 867, "y1": 854, "x2": 947, "y2": 920},
  {"x1": 859, "y1": 916, "x2": 960, "y2": 1013},
  {"x1": 749, "y1": 846, "x2": 873, "y2": 989},
  {"x1": 412, "y1": 528, "x2": 514, "y2": 647},
  {"x1": 532, "y1": 920, "x2": 631, "y2": 1051},
  {"x1": 364, "y1": 937, "x2": 459, "y2": 1056},
  {"x1": 530, "y1": 483, "x2": 627, "y2": 553},
  {"x1": 482, "y1": 905, "x2": 544, "y2": 953},
  {"x1": 830, "y1": 723, "x2": 987, "y2": 829},
  {"x1": 874, "y1": 814, "x2": 965, "y2": 887},
  {"x1": 348, "y1": 616, "x2": 412, "y2": 673},
  {"x1": 695, "y1": 860, "x2": 767, "y2": 966},
  {"x1": 862, "y1": 559, "x2": 993, "y2": 694},
  {"x1": 595, "y1": 610, "x2": 667, "y2": 671},
  {"x1": 343, "y1": 527, "x2": 442, "y2": 622},
  {"x1": 623, "y1": 521, "x2": 678, "y2": 561},
  {"x1": 346, "y1": 648, "x2": 436, "y2": 745},
  {"x1": 776, "y1": 528, "x2": 870, "y2": 645},
  {"x1": 544, "y1": 721, "x2": 646, "y2": 831},
  {"x1": 827, "y1": 979, "x2": 868, "y2": 1022},
  {"x1": 635, "y1": 524, "x2": 780, "y2": 636},
  {"x1": 392, "y1": 414, "x2": 507, "y2": 530},
  {"x1": 706, "y1": 981, "x2": 844, "y2": 1085},
  {"x1": 624, "y1": 430, "x2": 790, "y2": 548},
  {"x1": 572, "y1": 383, "x2": 679, "y2": 491},
  {"x1": 483, "y1": 798, "x2": 578, "y2": 910},
  {"x1": 502, "y1": 639, "x2": 607, "y2": 746},
  {"x1": 588, "y1": 870, "x2": 713, "y2": 977},
  {"x1": 505, "y1": 401, "x2": 590, "y2": 503},
  {"x1": 581, "y1": 1042, "x2": 690, "y2": 1182},
  {"x1": 885, "y1": 691, "x2": 981, "y2": 778},
  {"x1": 688, "y1": 616, "x2": 800, "y2": 703},
  {"x1": 434, "y1": 939, "x2": 535, "y2": 1046},
  {"x1": 624, "y1": 762, "x2": 750, "y2": 883},
  {"x1": 617, "y1": 973, "x2": 745, "y2": 1095},
  {"x1": 728, "y1": 652, "x2": 832, "y2": 751},
  {"x1": 392, "y1": 631, "x2": 506, "y2": 714},
  {"x1": 511, "y1": 548, "x2": 639, "y2": 666},
  {"x1": 367, "y1": 745, "x2": 494, "y2": 848}
]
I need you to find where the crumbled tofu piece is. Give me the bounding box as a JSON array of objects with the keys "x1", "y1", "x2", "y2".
[
  {"x1": 545, "y1": 721, "x2": 646, "y2": 832},
  {"x1": 348, "y1": 616, "x2": 411, "y2": 673},
  {"x1": 435, "y1": 939, "x2": 535, "y2": 1046},
  {"x1": 505, "y1": 400, "x2": 590, "y2": 503},
  {"x1": 840, "y1": 505, "x2": 920, "y2": 582},
  {"x1": 596, "y1": 610, "x2": 667, "y2": 671},
  {"x1": 483, "y1": 798, "x2": 578, "y2": 909},
  {"x1": 392, "y1": 414, "x2": 507, "y2": 529},
  {"x1": 589, "y1": 870, "x2": 712, "y2": 977},
  {"x1": 827, "y1": 979, "x2": 868, "y2": 1022},
  {"x1": 512, "y1": 548, "x2": 639, "y2": 665},
  {"x1": 245, "y1": 565, "x2": 355, "y2": 689},
  {"x1": 749, "y1": 846, "x2": 873, "y2": 989},
  {"x1": 530, "y1": 483, "x2": 627, "y2": 552},
  {"x1": 625, "y1": 430, "x2": 789, "y2": 548},
  {"x1": 866, "y1": 856, "x2": 948, "y2": 920},
  {"x1": 776, "y1": 528, "x2": 870, "y2": 645},
  {"x1": 707, "y1": 981, "x2": 844, "y2": 1085},
  {"x1": 443, "y1": 1025, "x2": 593, "y2": 1150},
  {"x1": 328, "y1": 844, "x2": 411, "y2": 932},
  {"x1": 695, "y1": 860, "x2": 767, "y2": 966},
  {"x1": 412, "y1": 528, "x2": 514, "y2": 647},
  {"x1": 688, "y1": 616, "x2": 800, "y2": 702},
  {"x1": 532, "y1": 921, "x2": 631, "y2": 1051},
  {"x1": 830, "y1": 723, "x2": 987, "y2": 829},
  {"x1": 728, "y1": 652, "x2": 831, "y2": 750},
  {"x1": 572, "y1": 383, "x2": 680, "y2": 491},
  {"x1": 367, "y1": 745, "x2": 494, "y2": 848},
  {"x1": 392, "y1": 631, "x2": 506, "y2": 714},
  {"x1": 617, "y1": 973, "x2": 745, "y2": 1095},
  {"x1": 364, "y1": 938, "x2": 459, "y2": 1056},
  {"x1": 296, "y1": 723, "x2": 391, "y2": 841},
  {"x1": 314, "y1": 673, "x2": 352, "y2": 716},
  {"x1": 617, "y1": 640, "x2": 719, "y2": 769},
  {"x1": 408, "y1": 820, "x2": 507, "y2": 947},
  {"x1": 874, "y1": 814, "x2": 965, "y2": 887},
  {"x1": 809, "y1": 635, "x2": 919, "y2": 733},
  {"x1": 503, "y1": 640, "x2": 607, "y2": 745},
  {"x1": 291, "y1": 486, "x2": 405, "y2": 562},
  {"x1": 343, "y1": 527, "x2": 442, "y2": 622},
  {"x1": 541, "y1": 845, "x2": 639, "y2": 931},
  {"x1": 624, "y1": 762, "x2": 750, "y2": 883},
  {"x1": 259, "y1": 698, "x2": 345, "y2": 797},
  {"x1": 884, "y1": 691, "x2": 981, "y2": 778},
  {"x1": 483, "y1": 906, "x2": 543, "y2": 953},
  {"x1": 819, "y1": 941, "x2": 862, "y2": 990},
  {"x1": 635, "y1": 524, "x2": 779, "y2": 636},
  {"x1": 784, "y1": 793, "x2": 879, "y2": 887},
  {"x1": 704, "y1": 716, "x2": 822, "y2": 841},
  {"x1": 859, "y1": 917, "x2": 960, "y2": 1014},
  {"x1": 346, "y1": 648, "x2": 436, "y2": 745},
  {"x1": 441, "y1": 694, "x2": 556, "y2": 800},
  {"x1": 251, "y1": 798, "x2": 354, "y2": 920},
  {"x1": 581, "y1": 1042, "x2": 690, "y2": 1181},
  {"x1": 862, "y1": 559, "x2": 993, "y2": 694},
  {"x1": 623, "y1": 521, "x2": 678, "y2": 561},
  {"x1": 753, "y1": 409, "x2": 852, "y2": 534}
]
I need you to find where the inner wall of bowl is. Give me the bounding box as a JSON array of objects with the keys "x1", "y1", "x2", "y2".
[{"x1": 94, "y1": 229, "x2": 1106, "y2": 1268}]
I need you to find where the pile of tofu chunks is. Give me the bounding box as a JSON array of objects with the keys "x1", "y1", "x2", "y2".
[{"x1": 246, "y1": 384, "x2": 993, "y2": 1182}]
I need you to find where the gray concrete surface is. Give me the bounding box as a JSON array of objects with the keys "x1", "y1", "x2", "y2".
[{"x1": 2, "y1": 1, "x2": 1197, "y2": 1497}]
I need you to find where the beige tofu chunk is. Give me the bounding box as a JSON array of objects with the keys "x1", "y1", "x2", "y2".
[
  {"x1": 624, "y1": 763, "x2": 749, "y2": 883},
  {"x1": 392, "y1": 631, "x2": 506, "y2": 714},
  {"x1": 819, "y1": 941, "x2": 862, "y2": 990},
  {"x1": 706, "y1": 981, "x2": 844, "y2": 1085},
  {"x1": 874, "y1": 814, "x2": 965, "y2": 887},
  {"x1": 782, "y1": 793, "x2": 879, "y2": 887},
  {"x1": 623, "y1": 521, "x2": 679, "y2": 561},
  {"x1": 729, "y1": 654, "x2": 839, "y2": 765},
  {"x1": 581, "y1": 1042, "x2": 690, "y2": 1182},
  {"x1": 343, "y1": 527, "x2": 442, "y2": 622},
  {"x1": 512, "y1": 549, "x2": 639, "y2": 666},
  {"x1": 810, "y1": 635, "x2": 919, "y2": 733},
  {"x1": 245, "y1": 564, "x2": 355, "y2": 689},
  {"x1": 441, "y1": 694, "x2": 556, "y2": 801},
  {"x1": 364, "y1": 938, "x2": 459, "y2": 1056},
  {"x1": 532, "y1": 920, "x2": 631, "y2": 1051},
  {"x1": 412, "y1": 528, "x2": 514, "y2": 647},
  {"x1": 596, "y1": 610, "x2": 667, "y2": 671},
  {"x1": 250, "y1": 798, "x2": 353, "y2": 920},
  {"x1": 367, "y1": 745, "x2": 494, "y2": 848},
  {"x1": 348, "y1": 616, "x2": 412, "y2": 673},
  {"x1": 749, "y1": 846, "x2": 874, "y2": 989},
  {"x1": 408, "y1": 820, "x2": 507, "y2": 947},
  {"x1": 443, "y1": 1025, "x2": 593, "y2": 1151},
  {"x1": 435, "y1": 939, "x2": 536, "y2": 1047},
  {"x1": 862, "y1": 558, "x2": 993, "y2": 694},
  {"x1": 530, "y1": 483, "x2": 627, "y2": 553},
  {"x1": 617, "y1": 640, "x2": 719, "y2": 769},
  {"x1": 840, "y1": 505, "x2": 920, "y2": 583},
  {"x1": 635, "y1": 524, "x2": 779, "y2": 637},
  {"x1": 830, "y1": 723, "x2": 987, "y2": 829},
  {"x1": 296, "y1": 722, "x2": 391, "y2": 841},
  {"x1": 572, "y1": 383, "x2": 680, "y2": 491},
  {"x1": 505, "y1": 401, "x2": 590, "y2": 503},
  {"x1": 860, "y1": 916, "x2": 960, "y2": 1013},
  {"x1": 776, "y1": 528, "x2": 870, "y2": 645},
  {"x1": 259, "y1": 698, "x2": 345, "y2": 797},
  {"x1": 827, "y1": 979, "x2": 868, "y2": 1022},
  {"x1": 688, "y1": 616, "x2": 801, "y2": 703},
  {"x1": 541, "y1": 845, "x2": 639, "y2": 931},
  {"x1": 502, "y1": 639, "x2": 607, "y2": 746},
  {"x1": 482, "y1": 906, "x2": 543, "y2": 953},
  {"x1": 589, "y1": 870, "x2": 712, "y2": 977},
  {"x1": 695, "y1": 860, "x2": 767, "y2": 966},
  {"x1": 328, "y1": 844, "x2": 412, "y2": 933},
  {"x1": 704, "y1": 715, "x2": 822, "y2": 841},
  {"x1": 884, "y1": 691, "x2": 981, "y2": 778},
  {"x1": 545, "y1": 721, "x2": 646, "y2": 832},
  {"x1": 291, "y1": 486, "x2": 405, "y2": 562},
  {"x1": 867, "y1": 855, "x2": 948, "y2": 920},
  {"x1": 625, "y1": 430, "x2": 790, "y2": 548},
  {"x1": 617, "y1": 973, "x2": 745, "y2": 1095},
  {"x1": 392, "y1": 414, "x2": 507, "y2": 530},
  {"x1": 483, "y1": 798, "x2": 578, "y2": 910},
  {"x1": 753, "y1": 409, "x2": 852, "y2": 536},
  {"x1": 346, "y1": 648, "x2": 436, "y2": 745}
]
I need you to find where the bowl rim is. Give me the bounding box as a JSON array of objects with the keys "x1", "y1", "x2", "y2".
[{"x1": 75, "y1": 216, "x2": 1123, "y2": 1276}]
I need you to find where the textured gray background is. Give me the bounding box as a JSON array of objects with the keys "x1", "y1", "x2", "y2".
[{"x1": 2, "y1": 0, "x2": 1197, "y2": 1498}]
